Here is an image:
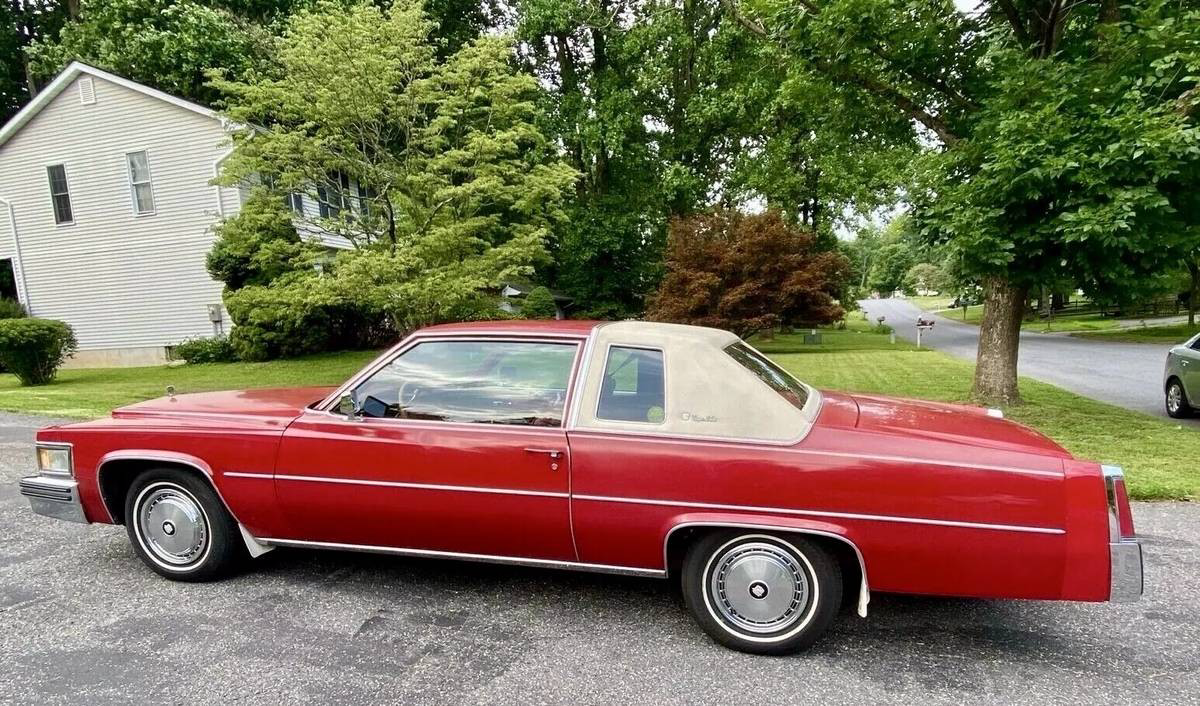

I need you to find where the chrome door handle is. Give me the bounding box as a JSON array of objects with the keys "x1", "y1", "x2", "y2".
[{"x1": 524, "y1": 448, "x2": 562, "y2": 459}]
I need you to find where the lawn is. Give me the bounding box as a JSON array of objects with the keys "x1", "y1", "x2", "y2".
[
  {"x1": 909, "y1": 297, "x2": 1134, "y2": 333},
  {"x1": 0, "y1": 320, "x2": 1193, "y2": 500},
  {"x1": 0, "y1": 350, "x2": 380, "y2": 419},
  {"x1": 1072, "y1": 323, "x2": 1200, "y2": 345}
]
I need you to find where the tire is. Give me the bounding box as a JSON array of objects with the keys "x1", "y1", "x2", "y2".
[
  {"x1": 681, "y1": 531, "x2": 841, "y2": 655},
  {"x1": 124, "y1": 469, "x2": 246, "y2": 581},
  {"x1": 1166, "y1": 379, "x2": 1193, "y2": 419}
]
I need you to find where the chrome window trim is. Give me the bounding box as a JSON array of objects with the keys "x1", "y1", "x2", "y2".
[
  {"x1": 575, "y1": 493, "x2": 1065, "y2": 535},
  {"x1": 34, "y1": 440, "x2": 74, "y2": 477},
  {"x1": 663, "y1": 521, "x2": 871, "y2": 618},
  {"x1": 565, "y1": 325, "x2": 601, "y2": 429},
  {"x1": 257, "y1": 537, "x2": 666, "y2": 578},
  {"x1": 593, "y1": 342, "x2": 668, "y2": 426},
  {"x1": 314, "y1": 334, "x2": 587, "y2": 429},
  {"x1": 565, "y1": 429, "x2": 1064, "y2": 477},
  {"x1": 247, "y1": 471, "x2": 570, "y2": 499}
]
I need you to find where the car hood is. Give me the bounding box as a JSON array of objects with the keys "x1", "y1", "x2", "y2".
[
  {"x1": 848, "y1": 392, "x2": 1070, "y2": 457},
  {"x1": 112, "y1": 387, "x2": 337, "y2": 423}
]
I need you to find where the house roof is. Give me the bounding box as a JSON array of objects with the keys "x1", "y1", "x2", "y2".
[{"x1": 0, "y1": 61, "x2": 220, "y2": 149}]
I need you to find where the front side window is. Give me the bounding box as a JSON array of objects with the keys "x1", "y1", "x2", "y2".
[
  {"x1": 596, "y1": 346, "x2": 665, "y2": 423},
  {"x1": 46, "y1": 164, "x2": 73, "y2": 224},
  {"x1": 725, "y1": 342, "x2": 809, "y2": 410},
  {"x1": 352, "y1": 340, "x2": 578, "y2": 426},
  {"x1": 126, "y1": 151, "x2": 155, "y2": 214}
]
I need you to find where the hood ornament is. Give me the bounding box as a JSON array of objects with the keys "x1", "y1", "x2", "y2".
[{"x1": 166, "y1": 385, "x2": 176, "y2": 400}]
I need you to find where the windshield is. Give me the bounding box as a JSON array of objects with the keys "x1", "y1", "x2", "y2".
[{"x1": 724, "y1": 342, "x2": 810, "y2": 410}]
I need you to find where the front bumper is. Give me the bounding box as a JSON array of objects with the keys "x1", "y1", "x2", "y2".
[
  {"x1": 1109, "y1": 540, "x2": 1143, "y2": 602},
  {"x1": 19, "y1": 474, "x2": 88, "y2": 523}
]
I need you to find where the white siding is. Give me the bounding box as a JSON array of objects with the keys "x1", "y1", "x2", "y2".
[{"x1": 0, "y1": 76, "x2": 240, "y2": 351}]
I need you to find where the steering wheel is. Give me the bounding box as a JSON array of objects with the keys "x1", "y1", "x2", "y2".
[{"x1": 397, "y1": 381, "x2": 422, "y2": 407}]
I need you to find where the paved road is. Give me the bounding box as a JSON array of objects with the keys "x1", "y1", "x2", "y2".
[
  {"x1": 1, "y1": 415, "x2": 1198, "y2": 704},
  {"x1": 860, "y1": 298, "x2": 1199, "y2": 425}
]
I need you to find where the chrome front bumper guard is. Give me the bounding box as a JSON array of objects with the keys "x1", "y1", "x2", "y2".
[{"x1": 19, "y1": 474, "x2": 88, "y2": 523}]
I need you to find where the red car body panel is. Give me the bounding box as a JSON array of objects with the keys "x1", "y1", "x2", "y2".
[{"x1": 33, "y1": 320, "x2": 1125, "y2": 605}]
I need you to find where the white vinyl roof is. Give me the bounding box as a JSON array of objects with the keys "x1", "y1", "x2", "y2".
[{"x1": 571, "y1": 321, "x2": 820, "y2": 443}]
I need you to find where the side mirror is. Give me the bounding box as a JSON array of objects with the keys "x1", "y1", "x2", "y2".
[{"x1": 337, "y1": 390, "x2": 362, "y2": 420}]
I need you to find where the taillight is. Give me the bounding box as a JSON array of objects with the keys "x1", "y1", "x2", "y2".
[{"x1": 1102, "y1": 465, "x2": 1136, "y2": 540}]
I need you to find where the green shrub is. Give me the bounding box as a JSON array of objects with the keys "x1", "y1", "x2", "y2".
[
  {"x1": 0, "y1": 298, "x2": 27, "y2": 319},
  {"x1": 224, "y1": 280, "x2": 394, "y2": 361},
  {"x1": 521, "y1": 286, "x2": 558, "y2": 319},
  {"x1": 0, "y1": 318, "x2": 77, "y2": 385},
  {"x1": 173, "y1": 336, "x2": 237, "y2": 364}
]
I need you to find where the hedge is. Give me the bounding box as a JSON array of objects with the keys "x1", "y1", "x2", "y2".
[{"x1": 0, "y1": 318, "x2": 77, "y2": 385}]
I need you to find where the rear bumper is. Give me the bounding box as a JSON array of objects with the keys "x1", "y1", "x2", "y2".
[
  {"x1": 19, "y1": 475, "x2": 88, "y2": 523},
  {"x1": 1109, "y1": 540, "x2": 1143, "y2": 602}
]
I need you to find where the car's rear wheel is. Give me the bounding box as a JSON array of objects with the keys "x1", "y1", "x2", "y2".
[
  {"x1": 681, "y1": 531, "x2": 841, "y2": 654},
  {"x1": 1166, "y1": 379, "x2": 1193, "y2": 419},
  {"x1": 124, "y1": 469, "x2": 245, "y2": 581}
]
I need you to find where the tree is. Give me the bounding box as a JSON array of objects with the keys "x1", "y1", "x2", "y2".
[
  {"x1": 904, "y1": 262, "x2": 948, "y2": 295},
  {"x1": 867, "y1": 242, "x2": 916, "y2": 296},
  {"x1": 28, "y1": 0, "x2": 273, "y2": 107},
  {"x1": 727, "y1": 0, "x2": 1200, "y2": 404},
  {"x1": 521, "y1": 286, "x2": 557, "y2": 319},
  {"x1": 210, "y1": 0, "x2": 578, "y2": 354},
  {"x1": 0, "y1": 0, "x2": 72, "y2": 122},
  {"x1": 647, "y1": 209, "x2": 850, "y2": 339}
]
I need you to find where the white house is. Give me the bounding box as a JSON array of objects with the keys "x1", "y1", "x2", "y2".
[{"x1": 0, "y1": 62, "x2": 254, "y2": 366}]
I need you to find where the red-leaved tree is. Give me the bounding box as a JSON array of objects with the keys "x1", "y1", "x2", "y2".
[{"x1": 647, "y1": 210, "x2": 850, "y2": 338}]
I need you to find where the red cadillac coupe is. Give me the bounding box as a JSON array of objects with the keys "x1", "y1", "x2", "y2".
[{"x1": 20, "y1": 320, "x2": 1142, "y2": 654}]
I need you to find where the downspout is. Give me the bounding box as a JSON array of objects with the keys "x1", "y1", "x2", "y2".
[{"x1": 0, "y1": 196, "x2": 31, "y2": 311}]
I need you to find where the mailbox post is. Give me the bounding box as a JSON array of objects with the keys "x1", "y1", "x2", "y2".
[{"x1": 915, "y1": 317, "x2": 935, "y2": 348}]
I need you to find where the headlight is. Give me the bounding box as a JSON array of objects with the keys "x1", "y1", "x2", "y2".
[{"x1": 36, "y1": 444, "x2": 73, "y2": 476}]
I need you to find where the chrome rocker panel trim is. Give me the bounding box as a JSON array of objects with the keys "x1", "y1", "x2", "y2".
[
  {"x1": 258, "y1": 537, "x2": 667, "y2": 579},
  {"x1": 19, "y1": 474, "x2": 87, "y2": 523}
]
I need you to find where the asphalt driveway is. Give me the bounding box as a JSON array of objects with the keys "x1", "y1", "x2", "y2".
[
  {"x1": 860, "y1": 298, "x2": 1199, "y2": 426},
  {"x1": 1, "y1": 412, "x2": 1197, "y2": 705}
]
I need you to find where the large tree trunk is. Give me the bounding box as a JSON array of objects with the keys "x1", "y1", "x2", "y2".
[{"x1": 973, "y1": 276, "x2": 1027, "y2": 405}]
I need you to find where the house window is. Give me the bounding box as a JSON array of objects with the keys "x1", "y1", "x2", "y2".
[
  {"x1": 46, "y1": 164, "x2": 73, "y2": 224},
  {"x1": 287, "y1": 193, "x2": 304, "y2": 214},
  {"x1": 126, "y1": 151, "x2": 155, "y2": 214},
  {"x1": 356, "y1": 183, "x2": 377, "y2": 217},
  {"x1": 317, "y1": 172, "x2": 349, "y2": 218}
]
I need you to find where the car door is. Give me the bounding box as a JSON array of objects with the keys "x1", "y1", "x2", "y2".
[
  {"x1": 271, "y1": 337, "x2": 581, "y2": 561},
  {"x1": 1184, "y1": 335, "x2": 1200, "y2": 401}
]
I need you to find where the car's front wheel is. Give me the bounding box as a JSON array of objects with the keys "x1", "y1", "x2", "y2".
[
  {"x1": 681, "y1": 531, "x2": 841, "y2": 654},
  {"x1": 124, "y1": 469, "x2": 246, "y2": 581},
  {"x1": 1166, "y1": 379, "x2": 1193, "y2": 419}
]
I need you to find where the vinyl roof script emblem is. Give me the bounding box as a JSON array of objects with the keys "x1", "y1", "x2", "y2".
[{"x1": 680, "y1": 411, "x2": 718, "y2": 423}]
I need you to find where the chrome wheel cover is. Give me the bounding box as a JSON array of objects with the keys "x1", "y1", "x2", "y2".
[
  {"x1": 707, "y1": 540, "x2": 810, "y2": 635},
  {"x1": 135, "y1": 483, "x2": 209, "y2": 568},
  {"x1": 1167, "y1": 384, "x2": 1182, "y2": 413}
]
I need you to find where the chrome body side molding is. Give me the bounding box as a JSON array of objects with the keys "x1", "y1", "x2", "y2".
[
  {"x1": 258, "y1": 537, "x2": 666, "y2": 578},
  {"x1": 575, "y1": 493, "x2": 1065, "y2": 535}
]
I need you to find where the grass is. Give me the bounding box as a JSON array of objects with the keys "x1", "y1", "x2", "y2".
[
  {"x1": 0, "y1": 318, "x2": 1193, "y2": 500},
  {"x1": 755, "y1": 324, "x2": 1198, "y2": 501},
  {"x1": 1072, "y1": 323, "x2": 1200, "y2": 345},
  {"x1": 909, "y1": 297, "x2": 1138, "y2": 333},
  {"x1": 0, "y1": 350, "x2": 380, "y2": 419}
]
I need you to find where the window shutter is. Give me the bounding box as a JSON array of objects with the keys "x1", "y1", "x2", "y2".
[{"x1": 78, "y1": 78, "x2": 96, "y2": 105}]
